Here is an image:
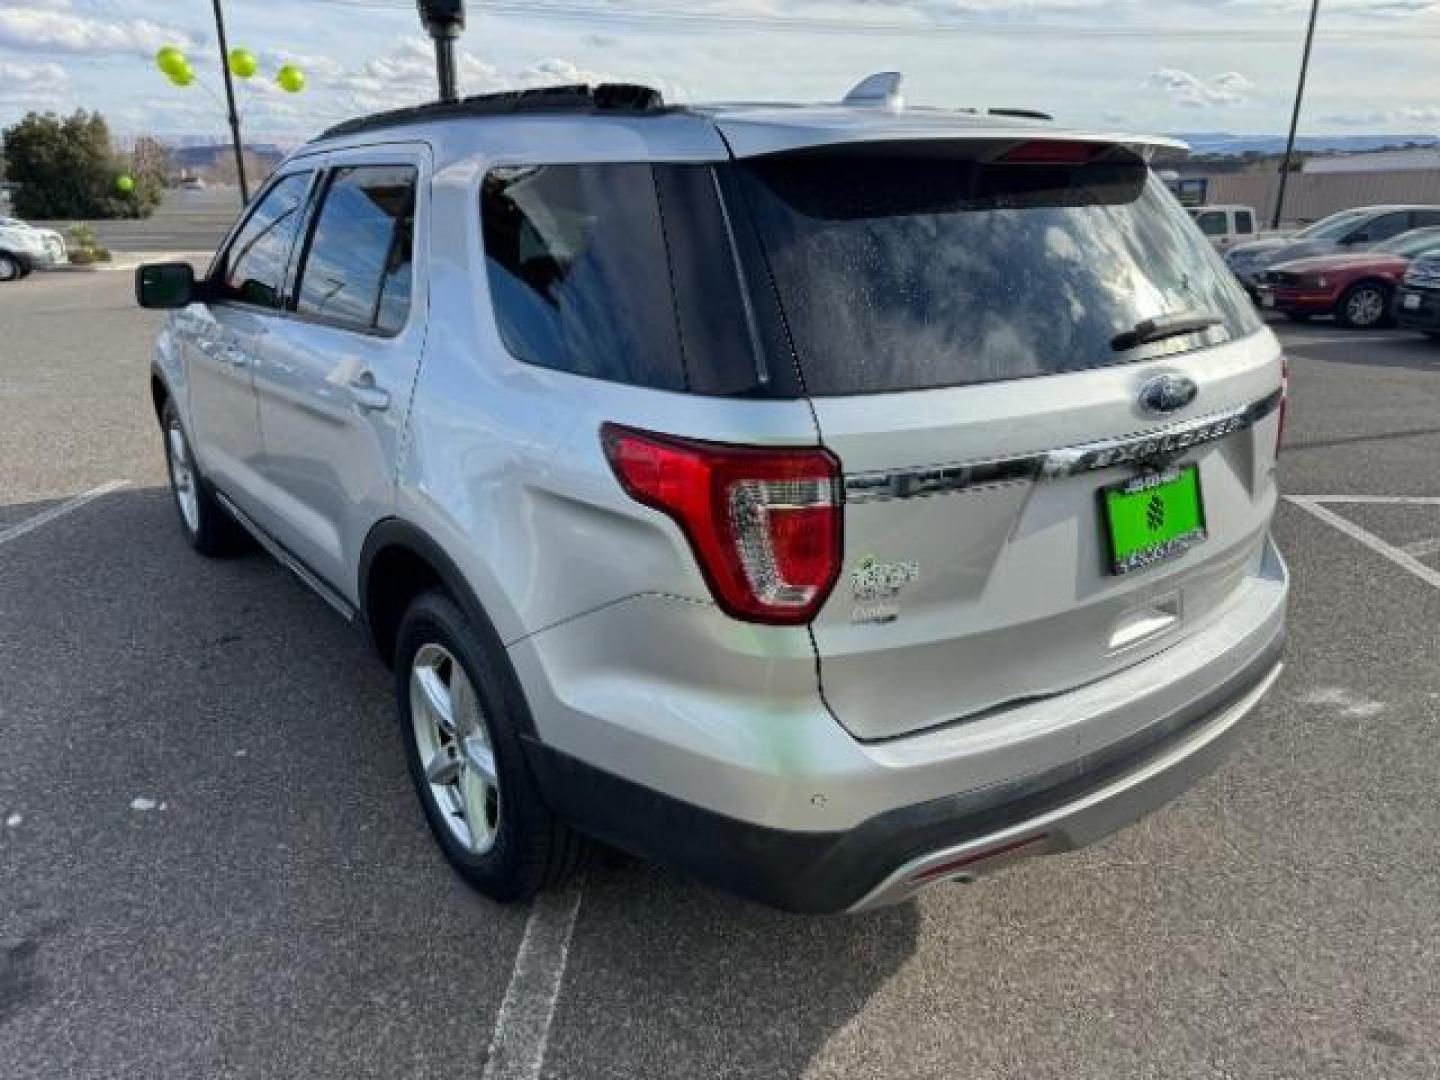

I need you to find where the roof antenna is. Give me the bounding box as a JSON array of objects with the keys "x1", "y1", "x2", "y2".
[
  {"x1": 843, "y1": 72, "x2": 904, "y2": 111},
  {"x1": 417, "y1": 0, "x2": 465, "y2": 103}
]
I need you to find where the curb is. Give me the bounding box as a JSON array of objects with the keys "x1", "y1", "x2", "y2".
[{"x1": 46, "y1": 251, "x2": 214, "y2": 275}]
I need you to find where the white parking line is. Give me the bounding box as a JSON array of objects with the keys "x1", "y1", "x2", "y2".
[
  {"x1": 481, "y1": 879, "x2": 585, "y2": 1080},
  {"x1": 1287, "y1": 495, "x2": 1440, "y2": 591},
  {"x1": 0, "y1": 480, "x2": 130, "y2": 547}
]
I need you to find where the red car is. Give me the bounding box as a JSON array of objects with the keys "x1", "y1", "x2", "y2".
[{"x1": 1257, "y1": 226, "x2": 1440, "y2": 328}]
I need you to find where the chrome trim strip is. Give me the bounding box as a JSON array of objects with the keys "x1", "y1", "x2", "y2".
[{"x1": 843, "y1": 389, "x2": 1281, "y2": 503}]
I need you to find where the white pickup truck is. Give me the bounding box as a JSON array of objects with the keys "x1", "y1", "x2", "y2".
[{"x1": 1186, "y1": 205, "x2": 1279, "y2": 252}]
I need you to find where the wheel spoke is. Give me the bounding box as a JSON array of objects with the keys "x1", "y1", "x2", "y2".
[
  {"x1": 463, "y1": 741, "x2": 498, "y2": 789},
  {"x1": 449, "y1": 664, "x2": 478, "y2": 736},
  {"x1": 424, "y1": 746, "x2": 462, "y2": 786},
  {"x1": 414, "y1": 664, "x2": 457, "y2": 735},
  {"x1": 458, "y1": 765, "x2": 495, "y2": 852}
]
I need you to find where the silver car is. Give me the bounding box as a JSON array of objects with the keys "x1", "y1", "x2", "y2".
[{"x1": 136, "y1": 79, "x2": 1287, "y2": 913}]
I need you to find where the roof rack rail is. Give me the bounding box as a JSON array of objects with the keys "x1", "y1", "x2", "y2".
[
  {"x1": 317, "y1": 82, "x2": 667, "y2": 141},
  {"x1": 987, "y1": 107, "x2": 1053, "y2": 121}
]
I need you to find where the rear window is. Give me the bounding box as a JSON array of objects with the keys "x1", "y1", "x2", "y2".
[{"x1": 733, "y1": 142, "x2": 1263, "y2": 396}]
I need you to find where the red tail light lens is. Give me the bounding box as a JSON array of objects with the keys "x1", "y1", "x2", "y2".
[{"x1": 601, "y1": 424, "x2": 843, "y2": 625}]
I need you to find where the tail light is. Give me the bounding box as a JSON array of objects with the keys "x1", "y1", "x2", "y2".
[
  {"x1": 601, "y1": 424, "x2": 843, "y2": 625},
  {"x1": 1276, "y1": 356, "x2": 1290, "y2": 457}
]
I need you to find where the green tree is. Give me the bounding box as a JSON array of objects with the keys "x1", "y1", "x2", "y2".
[{"x1": 1, "y1": 110, "x2": 157, "y2": 219}]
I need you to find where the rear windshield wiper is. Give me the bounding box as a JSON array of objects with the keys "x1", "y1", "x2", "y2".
[{"x1": 1111, "y1": 310, "x2": 1223, "y2": 352}]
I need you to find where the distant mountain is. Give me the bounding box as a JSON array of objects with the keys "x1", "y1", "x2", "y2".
[{"x1": 1172, "y1": 132, "x2": 1440, "y2": 156}]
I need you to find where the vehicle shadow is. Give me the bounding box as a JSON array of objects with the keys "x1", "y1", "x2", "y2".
[
  {"x1": 547, "y1": 855, "x2": 921, "y2": 1079},
  {"x1": 0, "y1": 484, "x2": 919, "y2": 1079}
]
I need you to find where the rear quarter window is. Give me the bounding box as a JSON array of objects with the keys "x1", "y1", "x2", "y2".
[{"x1": 480, "y1": 163, "x2": 686, "y2": 391}]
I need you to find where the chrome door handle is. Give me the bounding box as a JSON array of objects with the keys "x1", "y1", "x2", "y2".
[
  {"x1": 222, "y1": 346, "x2": 248, "y2": 367},
  {"x1": 348, "y1": 374, "x2": 391, "y2": 412}
]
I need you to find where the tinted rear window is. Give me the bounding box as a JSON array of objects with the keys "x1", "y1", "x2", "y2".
[{"x1": 734, "y1": 143, "x2": 1262, "y2": 395}]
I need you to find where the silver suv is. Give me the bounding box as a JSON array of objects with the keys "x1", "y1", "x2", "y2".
[{"x1": 136, "y1": 80, "x2": 1288, "y2": 913}]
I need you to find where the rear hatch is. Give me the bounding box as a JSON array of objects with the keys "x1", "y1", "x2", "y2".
[{"x1": 728, "y1": 137, "x2": 1282, "y2": 741}]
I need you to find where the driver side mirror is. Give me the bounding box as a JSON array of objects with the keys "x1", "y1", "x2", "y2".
[{"x1": 135, "y1": 261, "x2": 203, "y2": 309}]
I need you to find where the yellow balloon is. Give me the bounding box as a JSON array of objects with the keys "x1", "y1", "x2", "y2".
[
  {"x1": 156, "y1": 46, "x2": 188, "y2": 77},
  {"x1": 227, "y1": 48, "x2": 258, "y2": 79},
  {"x1": 169, "y1": 65, "x2": 195, "y2": 88},
  {"x1": 276, "y1": 64, "x2": 306, "y2": 93}
]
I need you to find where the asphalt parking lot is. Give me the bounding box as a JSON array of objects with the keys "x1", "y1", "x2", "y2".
[{"x1": 4, "y1": 268, "x2": 1440, "y2": 1079}]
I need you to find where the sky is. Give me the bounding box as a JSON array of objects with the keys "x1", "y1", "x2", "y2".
[{"x1": 1, "y1": 0, "x2": 1439, "y2": 148}]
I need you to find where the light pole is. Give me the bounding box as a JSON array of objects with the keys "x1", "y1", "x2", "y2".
[
  {"x1": 211, "y1": 0, "x2": 249, "y2": 203},
  {"x1": 1272, "y1": 0, "x2": 1320, "y2": 230}
]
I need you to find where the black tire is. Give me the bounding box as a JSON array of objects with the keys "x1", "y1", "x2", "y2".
[
  {"x1": 159, "y1": 397, "x2": 248, "y2": 556},
  {"x1": 0, "y1": 253, "x2": 22, "y2": 283},
  {"x1": 395, "y1": 590, "x2": 592, "y2": 902},
  {"x1": 1336, "y1": 282, "x2": 1391, "y2": 329},
  {"x1": 1425, "y1": 332, "x2": 1440, "y2": 342}
]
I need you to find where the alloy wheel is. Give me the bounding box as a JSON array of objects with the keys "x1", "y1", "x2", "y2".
[
  {"x1": 166, "y1": 420, "x2": 201, "y2": 534},
  {"x1": 409, "y1": 642, "x2": 501, "y2": 855},
  {"x1": 1347, "y1": 287, "x2": 1386, "y2": 328}
]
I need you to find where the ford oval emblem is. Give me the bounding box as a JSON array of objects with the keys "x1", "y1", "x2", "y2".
[{"x1": 1139, "y1": 374, "x2": 1198, "y2": 416}]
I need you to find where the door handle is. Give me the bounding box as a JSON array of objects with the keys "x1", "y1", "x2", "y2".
[
  {"x1": 347, "y1": 372, "x2": 391, "y2": 412},
  {"x1": 222, "y1": 346, "x2": 248, "y2": 368}
]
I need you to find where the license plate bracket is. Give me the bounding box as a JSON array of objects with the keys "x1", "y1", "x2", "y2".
[{"x1": 1101, "y1": 465, "x2": 1207, "y2": 575}]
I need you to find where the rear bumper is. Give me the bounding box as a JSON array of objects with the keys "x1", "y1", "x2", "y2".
[
  {"x1": 524, "y1": 625, "x2": 1283, "y2": 913},
  {"x1": 519, "y1": 537, "x2": 1288, "y2": 913}
]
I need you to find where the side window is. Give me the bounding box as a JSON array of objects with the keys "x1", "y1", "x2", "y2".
[
  {"x1": 215, "y1": 172, "x2": 311, "y2": 308},
  {"x1": 480, "y1": 163, "x2": 685, "y2": 390},
  {"x1": 1235, "y1": 210, "x2": 1255, "y2": 234},
  {"x1": 1195, "y1": 210, "x2": 1227, "y2": 237},
  {"x1": 294, "y1": 165, "x2": 418, "y2": 334},
  {"x1": 1353, "y1": 212, "x2": 1409, "y2": 244},
  {"x1": 1411, "y1": 209, "x2": 1440, "y2": 229}
]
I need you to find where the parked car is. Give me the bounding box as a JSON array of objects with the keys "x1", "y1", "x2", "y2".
[
  {"x1": 1226, "y1": 205, "x2": 1440, "y2": 294},
  {"x1": 1394, "y1": 250, "x2": 1440, "y2": 339},
  {"x1": 0, "y1": 215, "x2": 68, "y2": 281},
  {"x1": 135, "y1": 77, "x2": 1287, "y2": 914},
  {"x1": 1186, "y1": 204, "x2": 1264, "y2": 252},
  {"x1": 1256, "y1": 226, "x2": 1440, "y2": 328}
]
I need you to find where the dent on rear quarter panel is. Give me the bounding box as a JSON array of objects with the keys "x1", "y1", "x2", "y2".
[{"x1": 394, "y1": 148, "x2": 822, "y2": 646}]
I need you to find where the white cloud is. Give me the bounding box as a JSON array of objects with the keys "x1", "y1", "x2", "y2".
[
  {"x1": 0, "y1": 60, "x2": 69, "y2": 86},
  {"x1": 331, "y1": 38, "x2": 614, "y2": 114},
  {"x1": 0, "y1": 6, "x2": 197, "y2": 57},
  {"x1": 1145, "y1": 68, "x2": 1254, "y2": 108}
]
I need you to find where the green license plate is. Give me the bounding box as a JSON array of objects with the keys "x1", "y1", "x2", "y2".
[{"x1": 1101, "y1": 465, "x2": 1207, "y2": 575}]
